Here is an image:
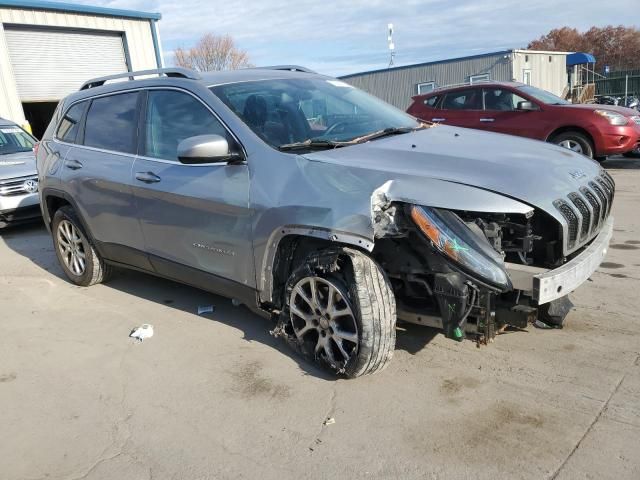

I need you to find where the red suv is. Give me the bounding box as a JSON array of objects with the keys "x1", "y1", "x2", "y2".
[{"x1": 407, "y1": 82, "x2": 640, "y2": 160}]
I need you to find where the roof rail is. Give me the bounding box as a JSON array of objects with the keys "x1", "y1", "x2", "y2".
[
  {"x1": 257, "y1": 65, "x2": 317, "y2": 74},
  {"x1": 80, "y1": 68, "x2": 201, "y2": 90}
]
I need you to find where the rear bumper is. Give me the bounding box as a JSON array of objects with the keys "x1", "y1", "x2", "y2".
[{"x1": 505, "y1": 216, "x2": 613, "y2": 304}]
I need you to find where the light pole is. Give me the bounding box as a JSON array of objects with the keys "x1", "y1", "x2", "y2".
[{"x1": 387, "y1": 23, "x2": 395, "y2": 68}]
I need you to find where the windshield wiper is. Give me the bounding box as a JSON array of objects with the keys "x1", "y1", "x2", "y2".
[
  {"x1": 350, "y1": 124, "x2": 430, "y2": 144},
  {"x1": 278, "y1": 139, "x2": 349, "y2": 151}
]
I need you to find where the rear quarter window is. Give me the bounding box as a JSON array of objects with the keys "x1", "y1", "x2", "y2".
[
  {"x1": 56, "y1": 101, "x2": 87, "y2": 143},
  {"x1": 423, "y1": 95, "x2": 440, "y2": 107}
]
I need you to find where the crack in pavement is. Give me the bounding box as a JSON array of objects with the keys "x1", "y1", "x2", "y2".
[
  {"x1": 308, "y1": 385, "x2": 338, "y2": 452},
  {"x1": 548, "y1": 353, "x2": 640, "y2": 480}
]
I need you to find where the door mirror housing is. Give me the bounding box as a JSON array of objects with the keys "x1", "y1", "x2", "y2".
[
  {"x1": 516, "y1": 101, "x2": 538, "y2": 111},
  {"x1": 177, "y1": 134, "x2": 243, "y2": 164}
]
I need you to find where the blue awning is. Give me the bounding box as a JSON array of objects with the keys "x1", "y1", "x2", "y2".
[{"x1": 567, "y1": 52, "x2": 596, "y2": 66}]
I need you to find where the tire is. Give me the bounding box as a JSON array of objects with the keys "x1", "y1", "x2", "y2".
[
  {"x1": 51, "y1": 206, "x2": 112, "y2": 286},
  {"x1": 623, "y1": 148, "x2": 640, "y2": 158},
  {"x1": 283, "y1": 248, "x2": 396, "y2": 378},
  {"x1": 550, "y1": 131, "x2": 594, "y2": 158}
]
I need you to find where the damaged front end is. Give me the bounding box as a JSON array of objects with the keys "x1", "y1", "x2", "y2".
[{"x1": 371, "y1": 191, "x2": 609, "y2": 344}]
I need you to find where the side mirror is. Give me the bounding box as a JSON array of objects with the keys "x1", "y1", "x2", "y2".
[
  {"x1": 177, "y1": 134, "x2": 243, "y2": 164},
  {"x1": 516, "y1": 101, "x2": 538, "y2": 111}
]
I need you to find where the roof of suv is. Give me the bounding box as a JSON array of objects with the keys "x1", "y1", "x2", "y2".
[
  {"x1": 0, "y1": 117, "x2": 18, "y2": 127},
  {"x1": 419, "y1": 81, "x2": 527, "y2": 97}
]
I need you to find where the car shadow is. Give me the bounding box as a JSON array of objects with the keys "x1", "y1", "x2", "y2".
[
  {"x1": 601, "y1": 155, "x2": 640, "y2": 170},
  {"x1": 1, "y1": 222, "x2": 438, "y2": 377}
]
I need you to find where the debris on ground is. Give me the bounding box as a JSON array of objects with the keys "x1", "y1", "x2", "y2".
[
  {"x1": 129, "y1": 324, "x2": 154, "y2": 342},
  {"x1": 323, "y1": 417, "x2": 336, "y2": 426},
  {"x1": 534, "y1": 319, "x2": 553, "y2": 329},
  {"x1": 197, "y1": 305, "x2": 215, "y2": 315}
]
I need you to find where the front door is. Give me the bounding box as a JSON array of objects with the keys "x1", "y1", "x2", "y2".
[
  {"x1": 480, "y1": 87, "x2": 547, "y2": 140},
  {"x1": 131, "y1": 89, "x2": 254, "y2": 288}
]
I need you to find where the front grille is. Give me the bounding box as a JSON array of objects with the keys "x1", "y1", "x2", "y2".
[
  {"x1": 555, "y1": 174, "x2": 615, "y2": 253},
  {"x1": 568, "y1": 193, "x2": 590, "y2": 240},
  {"x1": 0, "y1": 175, "x2": 38, "y2": 197},
  {"x1": 553, "y1": 199, "x2": 579, "y2": 249},
  {"x1": 631, "y1": 116, "x2": 640, "y2": 125},
  {"x1": 590, "y1": 181, "x2": 609, "y2": 217}
]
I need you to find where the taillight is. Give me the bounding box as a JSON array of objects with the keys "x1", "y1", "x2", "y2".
[{"x1": 33, "y1": 142, "x2": 40, "y2": 156}]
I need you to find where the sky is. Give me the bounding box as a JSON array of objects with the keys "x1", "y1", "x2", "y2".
[{"x1": 76, "y1": 0, "x2": 638, "y2": 77}]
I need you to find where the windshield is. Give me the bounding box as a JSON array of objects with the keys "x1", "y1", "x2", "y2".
[
  {"x1": 0, "y1": 126, "x2": 35, "y2": 155},
  {"x1": 210, "y1": 78, "x2": 420, "y2": 149},
  {"x1": 517, "y1": 85, "x2": 570, "y2": 105}
]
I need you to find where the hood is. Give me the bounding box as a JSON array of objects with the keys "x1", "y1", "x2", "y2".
[
  {"x1": 302, "y1": 125, "x2": 603, "y2": 215},
  {"x1": 0, "y1": 151, "x2": 37, "y2": 179},
  {"x1": 554, "y1": 103, "x2": 638, "y2": 117}
]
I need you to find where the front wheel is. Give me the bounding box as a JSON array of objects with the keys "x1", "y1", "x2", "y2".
[
  {"x1": 283, "y1": 248, "x2": 396, "y2": 378},
  {"x1": 550, "y1": 131, "x2": 594, "y2": 158}
]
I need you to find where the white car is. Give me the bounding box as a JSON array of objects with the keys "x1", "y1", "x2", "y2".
[{"x1": 0, "y1": 117, "x2": 40, "y2": 228}]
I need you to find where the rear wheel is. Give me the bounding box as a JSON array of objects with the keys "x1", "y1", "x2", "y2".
[
  {"x1": 284, "y1": 248, "x2": 396, "y2": 378},
  {"x1": 52, "y1": 206, "x2": 112, "y2": 286},
  {"x1": 550, "y1": 131, "x2": 594, "y2": 158}
]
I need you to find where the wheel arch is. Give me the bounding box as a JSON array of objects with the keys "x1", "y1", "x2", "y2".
[
  {"x1": 259, "y1": 227, "x2": 374, "y2": 308},
  {"x1": 546, "y1": 126, "x2": 596, "y2": 152}
]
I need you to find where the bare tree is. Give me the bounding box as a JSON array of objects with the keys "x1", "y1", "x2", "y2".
[
  {"x1": 527, "y1": 25, "x2": 640, "y2": 70},
  {"x1": 174, "y1": 33, "x2": 252, "y2": 71}
]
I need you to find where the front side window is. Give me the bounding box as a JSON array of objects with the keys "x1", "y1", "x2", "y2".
[
  {"x1": 442, "y1": 88, "x2": 482, "y2": 110},
  {"x1": 83, "y1": 92, "x2": 139, "y2": 154},
  {"x1": 143, "y1": 90, "x2": 229, "y2": 161},
  {"x1": 210, "y1": 78, "x2": 419, "y2": 148},
  {"x1": 0, "y1": 126, "x2": 36, "y2": 155},
  {"x1": 483, "y1": 88, "x2": 528, "y2": 111},
  {"x1": 57, "y1": 101, "x2": 87, "y2": 143}
]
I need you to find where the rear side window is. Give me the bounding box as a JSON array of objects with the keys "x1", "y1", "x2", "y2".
[
  {"x1": 83, "y1": 92, "x2": 139, "y2": 154},
  {"x1": 442, "y1": 89, "x2": 482, "y2": 110},
  {"x1": 423, "y1": 95, "x2": 440, "y2": 107},
  {"x1": 143, "y1": 90, "x2": 229, "y2": 161},
  {"x1": 56, "y1": 101, "x2": 87, "y2": 143}
]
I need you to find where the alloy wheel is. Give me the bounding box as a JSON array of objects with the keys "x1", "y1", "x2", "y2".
[
  {"x1": 57, "y1": 219, "x2": 86, "y2": 276},
  {"x1": 289, "y1": 276, "x2": 359, "y2": 370},
  {"x1": 557, "y1": 139, "x2": 583, "y2": 153}
]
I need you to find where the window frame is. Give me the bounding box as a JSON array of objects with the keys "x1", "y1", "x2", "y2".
[
  {"x1": 81, "y1": 91, "x2": 142, "y2": 155},
  {"x1": 469, "y1": 73, "x2": 490, "y2": 84},
  {"x1": 53, "y1": 87, "x2": 245, "y2": 165},
  {"x1": 416, "y1": 81, "x2": 436, "y2": 95},
  {"x1": 54, "y1": 100, "x2": 89, "y2": 145}
]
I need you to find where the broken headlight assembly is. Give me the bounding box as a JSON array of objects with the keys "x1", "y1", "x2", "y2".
[{"x1": 410, "y1": 205, "x2": 512, "y2": 291}]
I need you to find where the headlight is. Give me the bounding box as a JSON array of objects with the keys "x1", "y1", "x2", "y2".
[
  {"x1": 595, "y1": 110, "x2": 629, "y2": 126},
  {"x1": 410, "y1": 206, "x2": 512, "y2": 290}
]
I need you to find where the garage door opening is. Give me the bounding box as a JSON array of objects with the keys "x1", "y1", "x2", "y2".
[{"x1": 22, "y1": 102, "x2": 58, "y2": 139}]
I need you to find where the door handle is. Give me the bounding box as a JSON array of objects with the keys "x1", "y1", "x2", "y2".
[
  {"x1": 65, "y1": 159, "x2": 83, "y2": 170},
  {"x1": 431, "y1": 117, "x2": 446, "y2": 122},
  {"x1": 480, "y1": 118, "x2": 495, "y2": 122},
  {"x1": 135, "y1": 172, "x2": 161, "y2": 184}
]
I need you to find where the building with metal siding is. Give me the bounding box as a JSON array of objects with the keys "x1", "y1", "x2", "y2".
[
  {"x1": 0, "y1": 0, "x2": 163, "y2": 137},
  {"x1": 341, "y1": 50, "x2": 570, "y2": 110}
]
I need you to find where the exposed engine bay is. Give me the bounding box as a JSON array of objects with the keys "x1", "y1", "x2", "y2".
[{"x1": 371, "y1": 203, "x2": 591, "y2": 344}]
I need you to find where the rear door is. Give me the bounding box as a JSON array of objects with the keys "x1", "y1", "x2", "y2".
[
  {"x1": 480, "y1": 87, "x2": 547, "y2": 139},
  {"x1": 438, "y1": 88, "x2": 484, "y2": 128},
  {"x1": 61, "y1": 91, "x2": 148, "y2": 267},
  {"x1": 131, "y1": 89, "x2": 253, "y2": 286}
]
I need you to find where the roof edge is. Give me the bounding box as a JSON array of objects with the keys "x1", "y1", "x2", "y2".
[
  {"x1": 0, "y1": 0, "x2": 161, "y2": 20},
  {"x1": 339, "y1": 50, "x2": 514, "y2": 79}
]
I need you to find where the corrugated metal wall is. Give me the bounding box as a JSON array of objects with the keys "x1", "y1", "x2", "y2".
[
  {"x1": 341, "y1": 52, "x2": 513, "y2": 109},
  {"x1": 511, "y1": 51, "x2": 568, "y2": 97},
  {"x1": 0, "y1": 6, "x2": 158, "y2": 124}
]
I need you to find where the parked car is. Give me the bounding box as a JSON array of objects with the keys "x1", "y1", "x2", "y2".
[
  {"x1": 0, "y1": 117, "x2": 40, "y2": 228},
  {"x1": 407, "y1": 82, "x2": 640, "y2": 160},
  {"x1": 37, "y1": 67, "x2": 614, "y2": 377}
]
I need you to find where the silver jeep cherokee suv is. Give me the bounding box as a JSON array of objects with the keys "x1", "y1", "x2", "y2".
[
  {"x1": 37, "y1": 67, "x2": 614, "y2": 377},
  {"x1": 0, "y1": 117, "x2": 40, "y2": 227}
]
